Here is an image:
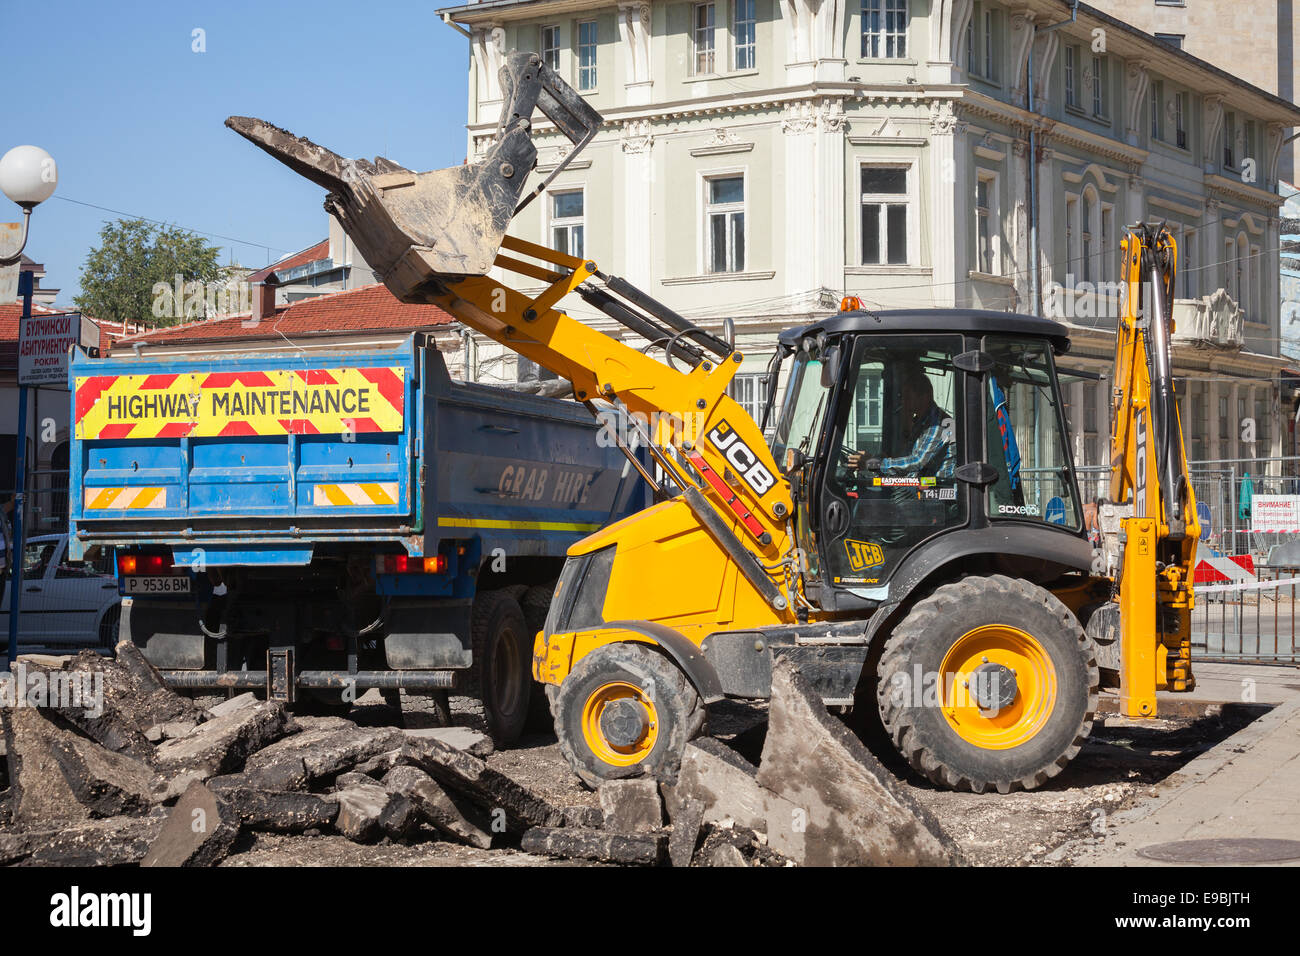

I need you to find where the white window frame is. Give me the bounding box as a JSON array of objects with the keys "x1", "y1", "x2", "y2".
[
  {"x1": 548, "y1": 187, "x2": 585, "y2": 258},
  {"x1": 1091, "y1": 55, "x2": 1106, "y2": 117},
  {"x1": 1065, "y1": 194, "x2": 1077, "y2": 280},
  {"x1": 982, "y1": 7, "x2": 995, "y2": 81},
  {"x1": 1150, "y1": 80, "x2": 1163, "y2": 141},
  {"x1": 540, "y1": 24, "x2": 561, "y2": 72},
  {"x1": 728, "y1": 371, "x2": 768, "y2": 421},
  {"x1": 732, "y1": 0, "x2": 757, "y2": 71},
  {"x1": 702, "y1": 170, "x2": 747, "y2": 274},
  {"x1": 974, "y1": 171, "x2": 1000, "y2": 275},
  {"x1": 859, "y1": 162, "x2": 913, "y2": 266},
  {"x1": 577, "y1": 19, "x2": 598, "y2": 91},
  {"x1": 861, "y1": 0, "x2": 908, "y2": 60},
  {"x1": 1064, "y1": 45, "x2": 1077, "y2": 108},
  {"x1": 1174, "y1": 91, "x2": 1187, "y2": 149},
  {"x1": 692, "y1": 3, "x2": 717, "y2": 75},
  {"x1": 1223, "y1": 111, "x2": 1237, "y2": 169}
]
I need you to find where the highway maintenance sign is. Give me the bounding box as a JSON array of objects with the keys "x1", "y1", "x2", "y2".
[{"x1": 74, "y1": 367, "x2": 406, "y2": 439}]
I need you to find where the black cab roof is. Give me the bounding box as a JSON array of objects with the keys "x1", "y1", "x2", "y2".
[{"x1": 778, "y1": 309, "x2": 1072, "y2": 355}]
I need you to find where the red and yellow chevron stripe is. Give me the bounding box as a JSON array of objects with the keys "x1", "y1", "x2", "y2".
[
  {"x1": 312, "y1": 482, "x2": 399, "y2": 507},
  {"x1": 74, "y1": 367, "x2": 406, "y2": 440},
  {"x1": 85, "y1": 487, "x2": 168, "y2": 510}
]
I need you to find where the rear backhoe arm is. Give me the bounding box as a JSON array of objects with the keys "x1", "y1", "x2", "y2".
[
  {"x1": 227, "y1": 52, "x2": 796, "y2": 617},
  {"x1": 1107, "y1": 224, "x2": 1199, "y2": 715}
]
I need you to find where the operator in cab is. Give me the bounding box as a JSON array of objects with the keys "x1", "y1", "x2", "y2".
[{"x1": 847, "y1": 364, "x2": 954, "y2": 481}]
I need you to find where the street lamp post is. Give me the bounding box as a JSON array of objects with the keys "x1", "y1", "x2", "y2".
[{"x1": 0, "y1": 144, "x2": 58, "y2": 672}]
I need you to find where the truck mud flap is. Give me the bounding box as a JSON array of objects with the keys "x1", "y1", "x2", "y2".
[
  {"x1": 122, "y1": 598, "x2": 209, "y2": 670},
  {"x1": 384, "y1": 598, "x2": 473, "y2": 669}
]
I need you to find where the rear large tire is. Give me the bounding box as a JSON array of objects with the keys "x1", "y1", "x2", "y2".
[
  {"x1": 468, "y1": 590, "x2": 532, "y2": 748},
  {"x1": 876, "y1": 574, "x2": 1098, "y2": 794},
  {"x1": 553, "y1": 642, "x2": 705, "y2": 790}
]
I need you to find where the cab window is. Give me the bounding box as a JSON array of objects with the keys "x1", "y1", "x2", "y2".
[
  {"x1": 985, "y1": 337, "x2": 1081, "y2": 530},
  {"x1": 822, "y1": 335, "x2": 965, "y2": 588}
]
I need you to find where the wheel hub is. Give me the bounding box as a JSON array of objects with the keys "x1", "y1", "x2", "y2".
[
  {"x1": 971, "y1": 662, "x2": 1017, "y2": 712},
  {"x1": 599, "y1": 698, "x2": 649, "y2": 748}
]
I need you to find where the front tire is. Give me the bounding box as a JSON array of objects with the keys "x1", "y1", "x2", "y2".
[
  {"x1": 876, "y1": 574, "x2": 1097, "y2": 794},
  {"x1": 553, "y1": 642, "x2": 705, "y2": 790}
]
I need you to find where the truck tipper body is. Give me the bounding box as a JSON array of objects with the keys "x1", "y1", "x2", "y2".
[{"x1": 68, "y1": 331, "x2": 646, "y2": 742}]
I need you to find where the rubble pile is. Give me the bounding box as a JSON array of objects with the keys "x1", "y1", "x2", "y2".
[{"x1": 0, "y1": 644, "x2": 960, "y2": 867}]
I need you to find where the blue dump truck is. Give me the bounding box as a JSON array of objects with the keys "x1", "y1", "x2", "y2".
[{"x1": 68, "y1": 332, "x2": 646, "y2": 744}]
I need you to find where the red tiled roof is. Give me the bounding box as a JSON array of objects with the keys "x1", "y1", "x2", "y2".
[
  {"x1": 245, "y1": 239, "x2": 330, "y2": 284},
  {"x1": 116, "y1": 283, "x2": 457, "y2": 347}
]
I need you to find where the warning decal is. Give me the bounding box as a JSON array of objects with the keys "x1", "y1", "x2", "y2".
[{"x1": 74, "y1": 367, "x2": 406, "y2": 440}]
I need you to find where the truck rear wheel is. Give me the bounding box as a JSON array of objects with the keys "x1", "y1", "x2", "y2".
[
  {"x1": 876, "y1": 574, "x2": 1098, "y2": 794},
  {"x1": 553, "y1": 642, "x2": 705, "y2": 790},
  {"x1": 521, "y1": 583, "x2": 557, "y2": 734},
  {"x1": 469, "y1": 590, "x2": 532, "y2": 748}
]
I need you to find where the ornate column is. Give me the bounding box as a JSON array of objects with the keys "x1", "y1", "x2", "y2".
[
  {"x1": 473, "y1": 23, "x2": 507, "y2": 124},
  {"x1": 1010, "y1": 135, "x2": 1031, "y2": 311},
  {"x1": 620, "y1": 120, "x2": 655, "y2": 289},
  {"x1": 783, "y1": 101, "x2": 819, "y2": 298},
  {"x1": 929, "y1": 100, "x2": 969, "y2": 308},
  {"x1": 1123, "y1": 64, "x2": 1150, "y2": 148}
]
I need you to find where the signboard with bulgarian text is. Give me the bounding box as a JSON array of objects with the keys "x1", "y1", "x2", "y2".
[
  {"x1": 19, "y1": 310, "x2": 95, "y2": 387},
  {"x1": 74, "y1": 367, "x2": 406, "y2": 439},
  {"x1": 1249, "y1": 495, "x2": 1300, "y2": 534}
]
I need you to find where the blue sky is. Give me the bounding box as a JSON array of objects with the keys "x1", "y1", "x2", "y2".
[{"x1": 4, "y1": 0, "x2": 471, "y2": 307}]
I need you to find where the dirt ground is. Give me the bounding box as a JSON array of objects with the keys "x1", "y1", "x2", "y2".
[{"x1": 216, "y1": 691, "x2": 1261, "y2": 867}]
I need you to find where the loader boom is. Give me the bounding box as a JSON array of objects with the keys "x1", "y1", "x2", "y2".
[
  {"x1": 227, "y1": 52, "x2": 798, "y2": 620},
  {"x1": 1108, "y1": 224, "x2": 1199, "y2": 715}
]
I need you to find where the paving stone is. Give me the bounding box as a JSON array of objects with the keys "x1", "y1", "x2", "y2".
[
  {"x1": 521, "y1": 826, "x2": 667, "y2": 865},
  {"x1": 599, "y1": 779, "x2": 664, "y2": 833},
  {"x1": 141, "y1": 782, "x2": 241, "y2": 867},
  {"x1": 153, "y1": 699, "x2": 293, "y2": 783},
  {"x1": 754, "y1": 658, "x2": 963, "y2": 866},
  {"x1": 3, "y1": 706, "x2": 161, "y2": 827},
  {"x1": 381, "y1": 765, "x2": 492, "y2": 848}
]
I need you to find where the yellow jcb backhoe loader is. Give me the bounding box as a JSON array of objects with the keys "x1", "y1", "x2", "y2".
[{"x1": 227, "y1": 52, "x2": 1197, "y2": 793}]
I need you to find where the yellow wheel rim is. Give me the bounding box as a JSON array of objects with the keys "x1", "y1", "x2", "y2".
[
  {"x1": 581, "y1": 681, "x2": 659, "y2": 767},
  {"x1": 939, "y1": 625, "x2": 1057, "y2": 750}
]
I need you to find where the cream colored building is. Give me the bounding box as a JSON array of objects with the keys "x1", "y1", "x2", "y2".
[
  {"x1": 435, "y1": 0, "x2": 1300, "y2": 484},
  {"x1": 1087, "y1": 0, "x2": 1300, "y2": 183}
]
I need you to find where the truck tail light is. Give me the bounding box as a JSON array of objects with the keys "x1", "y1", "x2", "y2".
[
  {"x1": 379, "y1": 554, "x2": 447, "y2": 574},
  {"x1": 119, "y1": 552, "x2": 174, "y2": 575}
]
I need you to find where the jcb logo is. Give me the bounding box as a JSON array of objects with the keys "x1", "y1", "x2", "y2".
[
  {"x1": 843, "y1": 539, "x2": 884, "y2": 572},
  {"x1": 706, "y1": 420, "x2": 776, "y2": 496}
]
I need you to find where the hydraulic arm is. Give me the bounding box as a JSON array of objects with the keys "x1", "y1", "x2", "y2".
[
  {"x1": 1107, "y1": 224, "x2": 1199, "y2": 715},
  {"x1": 227, "y1": 52, "x2": 798, "y2": 622}
]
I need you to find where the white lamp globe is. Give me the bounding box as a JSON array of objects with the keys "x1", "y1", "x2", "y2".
[{"x1": 0, "y1": 145, "x2": 58, "y2": 207}]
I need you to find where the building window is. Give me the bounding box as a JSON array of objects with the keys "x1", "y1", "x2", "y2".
[
  {"x1": 1064, "y1": 195, "x2": 1077, "y2": 278},
  {"x1": 1174, "y1": 91, "x2": 1186, "y2": 149},
  {"x1": 861, "y1": 0, "x2": 908, "y2": 59},
  {"x1": 705, "y1": 174, "x2": 745, "y2": 273},
  {"x1": 965, "y1": 17, "x2": 974, "y2": 72},
  {"x1": 1181, "y1": 229, "x2": 1196, "y2": 299},
  {"x1": 1219, "y1": 395, "x2": 1229, "y2": 440},
  {"x1": 861, "y1": 165, "x2": 909, "y2": 265},
  {"x1": 1064, "y1": 46, "x2": 1077, "y2": 108},
  {"x1": 1081, "y1": 191, "x2": 1094, "y2": 284},
  {"x1": 1090, "y1": 55, "x2": 1106, "y2": 117},
  {"x1": 550, "y1": 190, "x2": 584, "y2": 257},
  {"x1": 577, "y1": 20, "x2": 597, "y2": 90},
  {"x1": 975, "y1": 174, "x2": 998, "y2": 275},
  {"x1": 1150, "y1": 81, "x2": 1163, "y2": 141},
  {"x1": 983, "y1": 7, "x2": 995, "y2": 80},
  {"x1": 1223, "y1": 111, "x2": 1237, "y2": 168},
  {"x1": 693, "y1": 3, "x2": 716, "y2": 74},
  {"x1": 541, "y1": 25, "x2": 560, "y2": 71},
  {"x1": 733, "y1": 0, "x2": 756, "y2": 70},
  {"x1": 729, "y1": 372, "x2": 768, "y2": 420},
  {"x1": 1154, "y1": 33, "x2": 1184, "y2": 49}
]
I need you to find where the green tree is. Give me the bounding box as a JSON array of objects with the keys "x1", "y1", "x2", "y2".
[{"x1": 75, "y1": 218, "x2": 223, "y2": 327}]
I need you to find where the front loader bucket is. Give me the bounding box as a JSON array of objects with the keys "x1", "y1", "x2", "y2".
[{"x1": 227, "y1": 51, "x2": 603, "y2": 301}]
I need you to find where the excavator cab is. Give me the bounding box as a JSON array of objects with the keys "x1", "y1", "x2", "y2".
[{"x1": 771, "y1": 311, "x2": 1090, "y2": 611}]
